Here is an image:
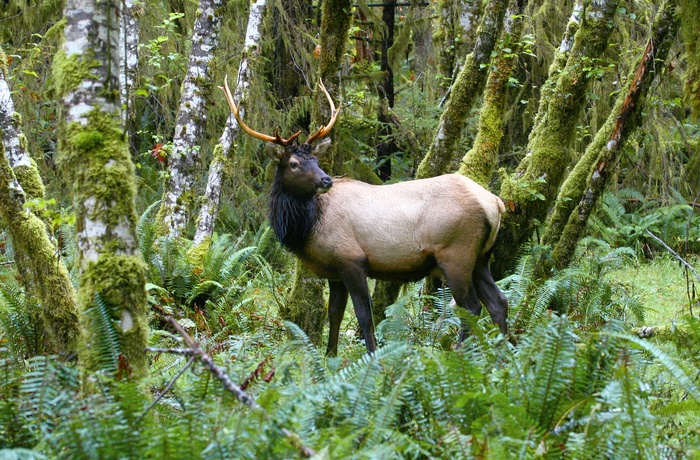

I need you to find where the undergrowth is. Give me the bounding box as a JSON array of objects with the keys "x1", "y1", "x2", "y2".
[{"x1": 1, "y1": 226, "x2": 699, "y2": 458}]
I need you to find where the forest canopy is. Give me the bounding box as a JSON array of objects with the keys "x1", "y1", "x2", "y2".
[{"x1": 1, "y1": 0, "x2": 699, "y2": 458}]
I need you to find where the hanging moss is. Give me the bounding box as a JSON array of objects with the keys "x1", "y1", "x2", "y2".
[{"x1": 680, "y1": 0, "x2": 700, "y2": 114}]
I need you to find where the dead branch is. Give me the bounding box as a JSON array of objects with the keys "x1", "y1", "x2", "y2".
[
  {"x1": 151, "y1": 316, "x2": 316, "y2": 457},
  {"x1": 645, "y1": 230, "x2": 700, "y2": 284}
]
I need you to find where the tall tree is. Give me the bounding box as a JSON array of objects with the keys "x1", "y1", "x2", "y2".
[
  {"x1": 0, "y1": 49, "x2": 80, "y2": 354},
  {"x1": 191, "y1": 0, "x2": 268, "y2": 254},
  {"x1": 435, "y1": 0, "x2": 482, "y2": 96},
  {"x1": 376, "y1": 0, "x2": 398, "y2": 181},
  {"x1": 119, "y1": 0, "x2": 141, "y2": 153},
  {"x1": 458, "y1": 0, "x2": 529, "y2": 187},
  {"x1": 493, "y1": 0, "x2": 620, "y2": 277},
  {"x1": 159, "y1": 0, "x2": 225, "y2": 238},
  {"x1": 548, "y1": 0, "x2": 680, "y2": 270},
  {"x1": 54, "y1": 0, "x2": 149, "y2": 376},
  {"x1": 415, "y1": 0, "x2": 508, "y2": 179}
]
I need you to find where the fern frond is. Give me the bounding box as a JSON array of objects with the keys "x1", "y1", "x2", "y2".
[
  {"x1": 283, "y1": 321, "x2": 326, "y2": 383},
  {"x1": 82, "y1": 293, "x2": 122, "y2": 374},
  {"x1": 603, "y1": 331, "x2": 700, "y2": 403}
]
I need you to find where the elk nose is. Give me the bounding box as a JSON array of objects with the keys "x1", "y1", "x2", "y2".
[{"x1": 321, "y1": 176, "x2": 333, "y2": 189}]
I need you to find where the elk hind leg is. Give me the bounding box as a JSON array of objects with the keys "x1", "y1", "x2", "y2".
[
  {"x1": 439, "y1": 257, "x2": 482, "y2": 345},
  {"x1": 473, "y1": 256, "x2": 508, "y2": 336}
]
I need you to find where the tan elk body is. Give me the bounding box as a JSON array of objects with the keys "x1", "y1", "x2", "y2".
[{"x1": 223, "y1": 77, "x2": 508, "y2": 355}]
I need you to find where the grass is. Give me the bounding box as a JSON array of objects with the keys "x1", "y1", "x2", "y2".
[{"x1": 606, "y1": 255, "x2": 698, "y2": 325}]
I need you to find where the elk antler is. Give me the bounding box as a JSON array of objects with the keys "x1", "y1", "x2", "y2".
[
  {"x1": 221, "y1": 75, "x2": 301, "y2": 146},
  {"x1": 305, "y1": 79, "x2": 341, "y2": 145}
]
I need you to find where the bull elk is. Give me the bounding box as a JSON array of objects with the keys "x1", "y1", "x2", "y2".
[{"x1": 222, "y1": 76, "x2": 508, "y2": 355}]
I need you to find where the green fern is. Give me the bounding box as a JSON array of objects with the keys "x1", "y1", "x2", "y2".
[
  {"x1": 82, "y1": 293, "x2": 122, "y2": 375},
  {"x1": 0, "y1": 285, "x2": 47, "y2": 357}
]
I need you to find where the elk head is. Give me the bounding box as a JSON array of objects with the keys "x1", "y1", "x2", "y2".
[{"x1": 221, "y1": 76, "x2": 340, "y2": 199}]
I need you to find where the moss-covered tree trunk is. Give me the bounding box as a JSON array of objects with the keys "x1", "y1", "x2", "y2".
[
  {"x1": 0, "y1": 52, "x2": 80, "y2": 354},
  {"x1": 548, "y1": 0, "x2": 679, "y2": 270},
  {"x1": 492, "y1": 0, "x2": 619, "y2": 278},
  {"x1": 283, "y1": 0, "x2": 352, "y2": 346},
  {"x1": 435, "y1": 0, "x2": 481, "y2": 97},
  {"x1": 375, "y1": 0, "x2": 398, "y2": 182},
  {"x1": 458, "y1": 0, "x2": 528, "y2": 187},
  {"x1": 159, "y1": 0, "x2": 224, "y2": 238},
  {"x1": 415, "y1": 0, "x2": 508, "y2": 179},
  {"x1": 191, "y1": 0, "x2": 268, "y2": 259},
  {"x1": 54, "y1": 0, "x2": 149, "y2": 377}
]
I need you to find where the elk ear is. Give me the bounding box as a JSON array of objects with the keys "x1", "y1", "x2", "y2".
[
  {"x1": 265, "y1": 144, "x2": 283, "y2": 163},
  {"x1": 312, "y1": 137, "x2": 332, "y2": 158}
]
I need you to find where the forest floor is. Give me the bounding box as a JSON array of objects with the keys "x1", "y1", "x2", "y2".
[{"x1": 607, "y1": 255, "x2": 698, "y2": 325}]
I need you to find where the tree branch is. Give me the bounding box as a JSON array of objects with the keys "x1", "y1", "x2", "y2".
[{"x1": 156, "y1": 317, "x2": 316, "y2": 457}]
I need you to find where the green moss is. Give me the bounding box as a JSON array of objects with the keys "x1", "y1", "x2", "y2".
[
  {"x1": 71, "y1": 130, "x2": 104, "y2": 152},
  {"x1": 187, "y1": 235, "x2": 211, "y2": 267},
  {"x1": 78, "y1": 254, "x2": 149, "y2": 376},
  {"x1": 0, "y1": 146, "x2": 79, "y2": 354},
  {"x1": 59, "y1": 108, "x2": 139, "y2": 237},
  {"x1": 52, "y1": 48, "x2": 100, "y2": 98},
  {"x1": 13, "y1": 163, "x2": 45, "y2": 201},
  {"x1": 319, "y1": 0, "x2": 352, "y2": 79}
]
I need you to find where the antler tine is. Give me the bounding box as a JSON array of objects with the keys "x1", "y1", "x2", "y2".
[
  {"x1": 305, "y1": 78, "x2": 341, "y2": 145},
  {"x1": 221, "y1": 75, "x2": 300, "y2": 146}
]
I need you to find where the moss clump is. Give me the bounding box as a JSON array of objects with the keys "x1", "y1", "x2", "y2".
[
  {"x1": 71, "y1": 130, "x2": 104, "y2": 152},
  {"x1": 52, "y1": 48, "x2": 100, "y2": 98},
  {"x1": 59, "y1": 109, "x2": 140, "y2": 243},
  {"x1": 186, "y1": 235, "x2": 211, "y2": 267},
  {"x1": 78, "y1": 254, "x2": 149, "y2": 376},
  {"x1": 13, "y1": 163, "x2": 45, "y2": 201}
]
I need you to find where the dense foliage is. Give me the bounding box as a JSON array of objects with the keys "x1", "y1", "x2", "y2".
[{"x1": 1, "y1": 0, "x2": 699, "y2": 458}]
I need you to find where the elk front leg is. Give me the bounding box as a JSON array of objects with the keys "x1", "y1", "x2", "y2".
[{"x1": 327, "y1": 280, "x2": 349, "y2": 357}]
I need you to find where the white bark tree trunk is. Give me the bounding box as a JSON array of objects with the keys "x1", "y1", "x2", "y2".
[
  {"x1": 192, "y1": 0, "x2": 267, "y2": 248},
  {"x1": 56, "y1": 0, "x2": 149, "y2": 375},
  {"x1": 161, "y1": 0, "x2": 224, "y2": 238},
  {"x1": 0, "y1": 48, "x2": 80, "y2": 354},
  {"x1": 119, "y1": 0, "x2": 140, "y2": 145},
  {"x1": 0, "y1": 73, "x2": 32, "y2": 171}
]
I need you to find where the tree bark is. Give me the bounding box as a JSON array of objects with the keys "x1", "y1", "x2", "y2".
[
  {"x1": 415, "y1": 0, "x2": 508, "y2": 179},
  {"x1": 190, "y1": 0, "x2": 268, "y2": 256},
  {"x1": 493, "y1": 0, "x2": 620, "y2": 278},
  {"x1": 119, "y1": 0, "x2": 141, "y2": 154},
  {"x1": 0, "y1": 53, "x2": 80, "y2": 354},
  {"x1": 159, "y1": 0, "x2": 224, "y2": 238},
  {"x1": 549, "y1": 0, "x2": 680, "y2": 270},
  {"x1": 458, "y1": 0, "x2": 528, "y2": 187},
  {"x1": 54, "y1": 0, "x2": 149, "y2": 377},
  {"x1": 283, "y1": 0, "x2": 352, "y2": 346}
]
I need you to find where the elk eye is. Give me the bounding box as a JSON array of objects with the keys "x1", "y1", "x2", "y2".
[{"x1": 290, "y1": 160, "x2": 299, "y2": 169}]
